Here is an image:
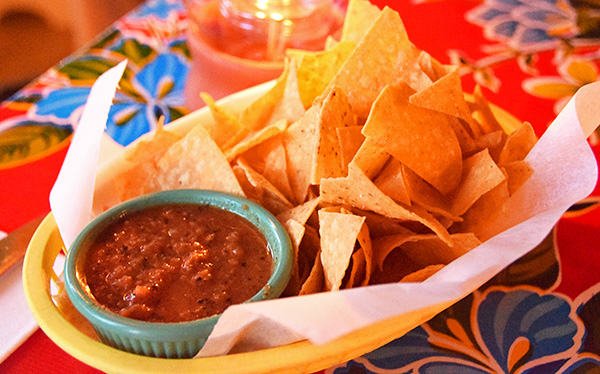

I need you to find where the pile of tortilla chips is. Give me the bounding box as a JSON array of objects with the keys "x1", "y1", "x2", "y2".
[{"x1": 103, "y1": 0, "x2": 538, "y2": 296}]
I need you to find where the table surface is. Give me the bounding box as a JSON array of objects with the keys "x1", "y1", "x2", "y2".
[{"x1": 1, "y1": 0, "x2": 600, "y2": 373}]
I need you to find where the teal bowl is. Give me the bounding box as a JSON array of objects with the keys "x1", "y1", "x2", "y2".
[{"x1": 63, "y1": 189, "x2": 293, "y2": 358}]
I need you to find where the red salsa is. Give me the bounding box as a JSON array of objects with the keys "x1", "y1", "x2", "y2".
[{"x1": 82, "y1": 204, "x2": 272, "y2": 323}]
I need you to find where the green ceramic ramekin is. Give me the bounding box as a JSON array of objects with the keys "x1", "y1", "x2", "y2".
[{"x1": 63, "y1": 189, "x2": 293, "y2": 358}]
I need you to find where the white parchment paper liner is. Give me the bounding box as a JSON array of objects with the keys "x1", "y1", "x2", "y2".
[{"x1": 49, "y1": 64, "x2": 600, "y2": 358}]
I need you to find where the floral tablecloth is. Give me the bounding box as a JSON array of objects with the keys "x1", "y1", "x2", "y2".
[{"x1": 1, "y1": 0, "x2": 599, "y2": 373}]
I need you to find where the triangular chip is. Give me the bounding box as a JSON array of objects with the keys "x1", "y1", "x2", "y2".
[
  {"x1": 328, "y1": 7, "x2": 418, "y2": 120},
  {"x1": 288, "y1": 41, "x2": 356, "y2": 108},
  {"x1": 320, "y1": 163, "x2": 452, "y2": 245},
  {"x1": 499, "y1": 121, "x2": 537, "y2": 165},
  {"x1": 265, "y1": 60, "x2": 305, "y2": 127},
  {"x1": 201, "y1": 92, "x2": 247, "y2": 148},
  {"x1": 362, "y1": 83, "x2": 463, "y2": 194},
  {"x1": 409, "y1": 66, "x2": 474, "y2": 126},
  {"x1": 233, "y1": 158, "x2": 293, "y2": 215},
  {"x1": 225, "y1": 119, "x2": 287, "y2": 161},
  {"x1": 340, "y1": 0, "x2": 382, "y2": 45},
  {"x1": 449, "y1": 148, "x2": 506, "y2": 216},
  {"x1": 145, "y1": 125, "x2": 244, "y2": 196},
  {"x1": 319, "y1": 210, "x2": 366, "y2": 291},
  {"x1": 336, "y1": 125, "x2": 365, "y2": 173},
  {"x1": 373, "y1": 157, "x2": 411, "y2": 205}
]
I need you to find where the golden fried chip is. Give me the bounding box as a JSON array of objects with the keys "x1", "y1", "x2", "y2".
[
  {"x1": 336, "y1": 125, "x2": 365, "y2": 173},
  {"x1": 116, "y1": 121, "x2": 181, "y2": 202},
  {"x1": 277, "y1": 197, "x2": 321, "y2": 226},
  {"x1": 371, "y1": 232, "x2": 427, "y2": 271},
  {"x1": 319, "y1": 210, "x2": 366, "y2": 291},
  {"x1": 225, "y1": 119, "x2": 287, "y2": 161},
  {"x1": 320, "y1": 163, "x2": 452, "y2": 245},
  {"x1": 261, "y1": 138, "x2": 296, "y2": 204},
  {"x1": 281, "y1": 218, "x2": 306, "y2": 296},
  {"x1": 233, "y1": 158, "x2": 293, "y2": 215},
  {"x1": 499, "y1": 121, "x2": 537, "y2": 165},
  {"x1": 373, "y1": 157, "x2": 411, "y2": 205},
  {"x1": 288, "y1": 41, "x2": 356, "y2": 108},
  {"x1": 265, "y1": 60, "x2": 305, "y2": 127},
  {"x1": 467, "y1": 85, "x2": 504, "y2": 135},
  {"x1": 362, "y1": 83, "x2": 463, "y2": 194},
  {"x1": 328, "y1": 7, "x2": 418, "y2": 120},
  {"x1": 340, "y1": 0, "x2": 382, "y2": 44},
  {"x1": 409, "y1": 66, "x2": 474, "y2": 126},
  {"x1": 503, "y1": 160, "x2": 534, "y2": 195},
  {"x1": 449, "y1": 148, "x2": 506, "y2": 216},
  {"x1": 145, "y1": 124, "x2": 244, "y2": 196},
  {"x1": 299, "y1": 249, "x2": 324, "y2": 295},
  {"x1": 201, "y1": 92, "x2": 247, "y2": 148},
  {"x1": 345, "y1": 248, "x2": 365, "y2": 289},
  {"x1": 401, "y1": 165, "x2": 460, "y2": 222},
  {"x1": 350, "y1": 136, "x2": 390, "y2": 179},
  {"x1": 457, "y1": 180, "x2": 510, "y2": 241},
  {"x1": 284, "y1": 86, "x2": 356, "y2": 203}
]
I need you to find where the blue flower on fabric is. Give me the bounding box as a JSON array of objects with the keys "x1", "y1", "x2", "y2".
[
  {"x1": 328, "y1": 287, "x2": 591, "y2": 374},
  {"x1": 106, "y1": 52, "x2": 188, "y2": 145},
  {"x1": 466, "y1": 0, "x2": 580, "y2": 52},
  {"x1": 32, "y1": 52, "x2": 188, "y2": 146}
]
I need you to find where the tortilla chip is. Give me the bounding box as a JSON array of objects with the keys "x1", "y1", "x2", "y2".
[
  {"x1": 281, "y1": 218, "x2": 306, "y2": 296},
  {"x1": 319, "y1": 210, "x2": 366, "y2": 291},
  {"x1": 409, "y1": 66, "x2": 474, "y2": 126},
  {"x1": 201, "y1": 92, "x2": 247, "y2": 148},
  {"x1": 116, "y1": 121, "x2": 181, "y2": 202},
  {"x1": 320, "y1": 163, "x2": 453, "y2": 245},
  {"x1": 449, "y1": 148, "x2": 506, "y2": 216},
  {"x1": 373, "y1": 157, "x2": 411, "y2": 205},
  {"x1": 225, "y1": 119, "x2": 287, "y2": 161},
  {"x1": 350, "y1": 136, "x2": 390, "y2": 179},
  {"x1": 145, "y1": 125, "x2": 244, "y2": 196},
  {"x1": 503, "y1": 160, "x2": 534, "y2": 195},
  {"x1": 233, "y1": 158, "x2": 293, "y2": 215},
  {"x1": 277, "y1": 197, "x2": 321, "y2": 226},
  {"x1": 344, "y1": 248, "x2": 366, "y2": 289},
  {"x1": 284, "y1": 86, "x2": 356, "y2": 203},
  {"x1": 467, "y1": 85, "x2": 504, "y2": 135},
  {"x1": 340, "y1": 0, "x2": 382, "y2": 45},
  {"x1": 336, "y1": 125, "x2": 365, "y2": 173},
  {"x1": 362, "y1": 83, "x2": 463, "y2": 194},
  {"x1": 371, "y1": 232, "x2": 428, "y2": 271},
  {"x1": 401, "y1": 165, "x2": 460, "y2": 222},
  {"x1": 299, "y1": 249, "x2": 324, "y2": 295},
  {"x1": 261, "y1": 138, "x2": 296, "y2": 204},
  {"x1": 288, "y1": 41, "x2": 356, "y2": 108},
  {"x1": 238, "y1": 64, "x2": 289, "y2": 131},
  {"x1": 499, "y1": 121, "x2": 537, "y2": 165},
  {"x1": 328, "y1": 7, "x2": 418, "y2": 120},
  {"x1": 265, "y1": 60, "x2": 306, "y2": 127}
]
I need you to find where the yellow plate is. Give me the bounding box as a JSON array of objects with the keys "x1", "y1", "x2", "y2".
[{"x1": 23, "y1": 82, "x2": 522, "y2": 374}]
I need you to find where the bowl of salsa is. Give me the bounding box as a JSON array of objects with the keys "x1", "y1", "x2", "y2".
[{"x1": 63, "y1": 189, "x2": 293, "y2": 358}]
